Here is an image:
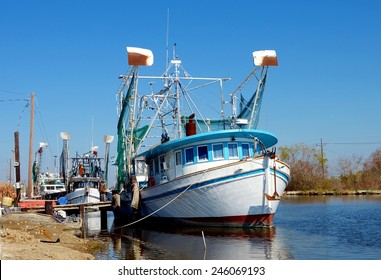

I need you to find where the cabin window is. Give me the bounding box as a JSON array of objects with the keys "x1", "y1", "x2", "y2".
[
  {"x1": 160, "y1": 156, "x2": 165, "y2": 173},
  {"x1": 185, "y1": 147, "x2": 194, "y2": 164},
  {"x1": 175, "y1": 151, "x2": 182, "y2": 166},
  {"x1": 212, "y1": 143, "x2": 224, "y2": 160},
  {"x1": 228, "y1": 143, "x2": 239, "y2": 158},
  {"x1": 198, "y1": 145, "x2": 208, "y2": 162},
  {"x1": 136, "y1": 160, "x2": 147, "y2": 175},
  {"x1": 242, "y1": 143, "x2": 250, "y2": 157},
  {"x1": 154, "y1": 158, "x2": 159, "y2": 174},
  {"x1": 149, "y1": 160, "x2": 154, "y2": 176}
]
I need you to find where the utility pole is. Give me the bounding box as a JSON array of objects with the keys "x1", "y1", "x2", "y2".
[
  {"x1": 319, "y1": 138, "x2": 325, "y2": 179},
  {"x1": 14, "y1": 132, "x2": 21, "y2": 203},
  {"x1": 27, "y1": 92, "x2": 35, "y2": 198},
  {"x1": 14, "y1": 133, "x2": 20, "y2": 182},
  {"x1": 8, "y1": 158, "x2": 12, "y2": 183},
  {"x1": 8, "y1": 150, "x2": 14, "y2": 183}
]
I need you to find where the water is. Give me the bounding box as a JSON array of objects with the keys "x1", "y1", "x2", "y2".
[{"x1": 88, "y1": 196, "x2": 381, "y2": 260}]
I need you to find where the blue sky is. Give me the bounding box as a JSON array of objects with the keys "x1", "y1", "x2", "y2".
[{"x1": 1, "y1": 0, "x2": 381, "y2": 184}]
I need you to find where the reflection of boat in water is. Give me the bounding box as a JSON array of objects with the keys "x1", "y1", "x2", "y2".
[
  {"x1": 113, "y1": 47, "x2": 291, "y2": 227},
  {"x1": 81, "y1": 210, "x2": 114, "y2": 237},
  {"x1": 108, "y1": 223, "x2": 293, "y2": 260}
]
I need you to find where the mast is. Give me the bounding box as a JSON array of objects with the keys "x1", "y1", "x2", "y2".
[
  {"x1": 166, "y1": 8, "x2": 170, "y2": 69},
  {"x1": 247, "y1": 66, "x2": 266, "y2": 128},
  {"x1": 104, "y1": 135, "x2": 114, "y2": 186},
  {"x1": 27, "y1": 92, "x2": 35, "y2": 198},
  {"x1": 116, "y1": 47, "x2": 154, "y2": 190},
  {"x1": 60, "y1": 132, "x2": 70, "y2": 186},
  {"x1": 172, "y1": 58, "x2": 183, "y2": 138},
  {"x1": 247, "y1": 50, "x2": 278, "y2": 128}
]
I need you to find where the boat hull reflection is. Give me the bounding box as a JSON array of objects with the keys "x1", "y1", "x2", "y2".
[{"x1": 107, "y1": 222, "x2": 293, "y2": 260}]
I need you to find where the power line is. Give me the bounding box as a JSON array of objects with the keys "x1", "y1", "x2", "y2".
[
  {"x1": 325, "y1": 142, "x2": 381, "y2": 145},
  {"x1": 0, "y1": 98, "x2": 29, "y2": 102},
  {"x1": 0, "y1": 89, "x2": 28, "y2": 95}
]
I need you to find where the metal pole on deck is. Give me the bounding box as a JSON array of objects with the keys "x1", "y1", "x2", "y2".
[
  {"x1": 27, "y1": 92, "x2": 35, "y2": 198},
  {"x1": 103, "y1": 135, "x2": 114, "y2": 187}
]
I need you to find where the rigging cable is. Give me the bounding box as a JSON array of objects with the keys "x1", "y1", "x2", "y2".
[
  {"x1": 114, "y1": 170, "x2": 208, "y2": 230},
  {"x1": 34, "y1": 96, "x2": 55, "y2": 166},
  {"x1": 16, "y1": 100, "x2": 30, "y2": 131}
]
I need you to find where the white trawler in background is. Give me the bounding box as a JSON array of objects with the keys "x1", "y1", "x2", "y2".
[
  {"x1": 60, "y1": 132, "x2": 114, "y2": 205},
  {"x1": 113, "y1": 46, "x2": 290, "y2": 227},
  {"x1": 33, "y1": 142, "x2": 66, "y2": 199}
]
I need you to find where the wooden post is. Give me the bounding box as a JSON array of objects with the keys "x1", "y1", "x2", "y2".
[
  {"x1": 14, "y1": 132, "x2": 21, "y2": 203},
  {"x1": 80, "y1": 205, "x2": 86, "y2": 239},
  {"x1": 45, "y1": 200, "x2": 54, "y2": 215},
  {"x1": 101, "y1": 209, "x2": 108, "y2": 230},
  {"x1": 27, "y1": 92, "x2": 35, "y2": 199}
]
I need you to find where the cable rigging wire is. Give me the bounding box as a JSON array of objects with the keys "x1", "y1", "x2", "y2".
[{"x1": 34, "y1": 96, "x2": 55, "y2": 168}]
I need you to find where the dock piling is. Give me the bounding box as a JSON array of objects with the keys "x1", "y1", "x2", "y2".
[{"x1": 80, "y1": 204, "x2": 86, "y2": 239}]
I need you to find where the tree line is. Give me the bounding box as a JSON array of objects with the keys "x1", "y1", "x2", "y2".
[{"x1": 279, "y1": 143, "x2": 381, "y2": 192}]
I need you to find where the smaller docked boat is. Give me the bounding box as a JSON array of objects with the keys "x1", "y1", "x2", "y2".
[
  {"x1": 64, "y1": 150, "x2": 107, "y2": 204},
  {"x1": 59, "y1": 133, "x2": 114, "y2": 205},
  {"x1": 37, "y1": 172, "x2": 66, "y2": 199},
  {"x1": 33, "y1": 142, "x2": 67, "y2": 199}
]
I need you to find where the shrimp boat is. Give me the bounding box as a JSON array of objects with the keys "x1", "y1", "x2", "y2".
[
  {"x1": 32, "y1": 142, "x2": 67, "y2": 199},
  {"x1": 113, "y1": 47, "x2": 290, "y2": 227},
  {"x1": 60, "y1": 132, "x2": 114, "y2": 205}
]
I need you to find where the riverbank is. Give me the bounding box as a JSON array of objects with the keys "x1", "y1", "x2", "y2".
[
  {"x1": 286, "y1": 190, "x2": 381, "y2": 196},
  {"x1": 0, "y1": 212, "x2": 101, "y2": 260}
]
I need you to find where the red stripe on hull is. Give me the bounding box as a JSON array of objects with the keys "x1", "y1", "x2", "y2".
[{"x1": 142, "y1": 213, "x2": 275, "y2": 228}]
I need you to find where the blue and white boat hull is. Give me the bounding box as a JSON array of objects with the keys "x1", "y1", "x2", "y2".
[{"x1": 140, "y1": 157, "x2": 290, "y2": 227}]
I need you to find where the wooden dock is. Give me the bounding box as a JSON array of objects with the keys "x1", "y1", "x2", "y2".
[
  {"x1": 15, "y1": 200, "x2": 114, "y2": 239},
  {"x1": 18, "y1": 200, "x2": 113, "y2": 214}
]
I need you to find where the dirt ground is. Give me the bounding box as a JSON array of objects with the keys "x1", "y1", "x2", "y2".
[{"x1": 0, "y1": 212, "x2": 101, "y2": 260}]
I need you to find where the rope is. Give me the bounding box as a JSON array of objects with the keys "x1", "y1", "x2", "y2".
[{"x1": 113, "y1": 170, "x2": 208, "y2": 230}]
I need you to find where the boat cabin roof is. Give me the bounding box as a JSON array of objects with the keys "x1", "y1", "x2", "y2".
[{"x1": 137, "y1": 129, "x2": 278, "y2": 160}]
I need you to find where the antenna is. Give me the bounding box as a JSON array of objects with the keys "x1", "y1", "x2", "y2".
[
  {"x1": 91, "y1": 114, "x2": 94, "y2": 148},
  {"x1": 173, "y1": 42, "x2": 177, "y2": 59},
  {"x1": 166, "y1": 8, "x2": 170, "y2": 69}
]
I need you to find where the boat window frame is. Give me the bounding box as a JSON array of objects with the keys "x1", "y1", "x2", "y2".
[
  {"x1": 241, "y1": 143, "x2": 250, "y2": 157},
  {"x1": 212, "y1": 143, "x2": 224, "y2": 160},
  {"x1": 149, "y1": 159, "x2": 154, "y2": 176},
  {"x1": 136, "y1": 160, "x2": 147, "y2": 176},
  {"x1": 197, "y1": 145, "x2": 209, "y2": 162},
  {"x1": 228, "y1": 142, "x2": 239, "y2": 159},
  {"x1": 175, "y1": 151, "x2": 182, "y2": 166},
  {"x1": 154, "y1": 158, "x2": 160, "y2": 175},
  {"x1": 160, "y1": 156, "x2": 165, "y2": 174},
  {"x1": 185, "y1": 147, "x2": 194, "y2": 164}
]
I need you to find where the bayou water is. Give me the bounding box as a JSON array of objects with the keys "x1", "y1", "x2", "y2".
[{"x1": 88, "y1": 195, "x2": 381, "y2": 260}]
